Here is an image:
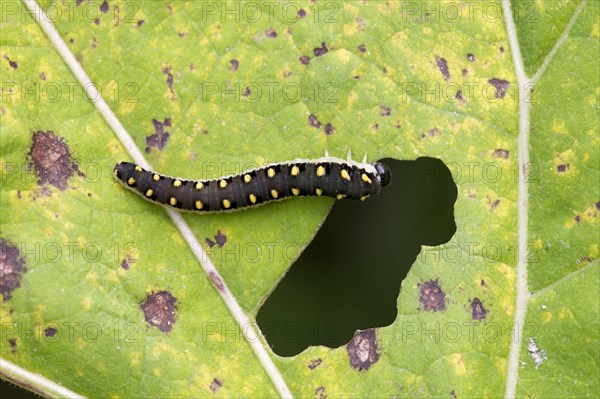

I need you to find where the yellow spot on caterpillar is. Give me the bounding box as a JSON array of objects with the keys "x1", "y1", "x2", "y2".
[
  {"x1": 153, "y1": 174, "x2": 160, "y2": 181},
  {"x1": 195, "y1": 182, "x2": 204, "y2": 190},
  {"x1": 336, "y1": 193, "x2": 346, "y2": 200},
  {"x1": 134, "y1": 165, "x2": 142, "y2": 172},
  {"x1": 219, "y1": 180, "x2": 228, "y2": 189},
  {"x1": 173, "y1": 179, "x2": 182, "y2": 187},
  {"x1": 145, "y1": 189, "x2": 153, "y2": 197},
  {"x1": 170, "y1": 197, "x2": 177, "y2": 206},
  {"x1": 267, "y1": 168, "x2": 276, "y2": 178},
  {"x1": 292, "y1": 188, "x2": 300, "y2": 196},
  {"x1": 271, "y1": 189, "x2": 279, "y2": 199},
  {"x1": 361, "y1": 173, "x2": 372, "y2": 184},
  {"x1": 291, "y1": 165, "x2": 299, "y2": 176},
  {"x1": 316, "y1": 165, "x2": 325, "y2": 177},
  {"x1": 249, "y1": 194, "x2": 257, "y2": 204},
  {"x1": 315, "y1": 188, "x2": 323, "y2": 196},
  {"x1": 195, "y1": 200, "x2": 203, "y2": 210},
  {"x1": 127, "y1": 177, "x2": 136, "y2": 186},
  {"x1": 341, "y1": 169, "x2": 351, "y2": 181},
  {"x1": 244, "y1": 174, "x2": 252, "y2": 183},
  {"x1": 360, "y1": 195, "x2": 370, "y2": 201},
  {"x1": 222, "y1": 199, "x2": 231, "y2": 209}
]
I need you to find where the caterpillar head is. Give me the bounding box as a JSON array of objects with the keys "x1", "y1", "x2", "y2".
[{"x1": 372, "y1": 162, "x2": 391, "y2": 187}]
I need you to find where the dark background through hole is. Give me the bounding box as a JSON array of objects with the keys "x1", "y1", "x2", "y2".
[{"x1": 256, "y1": 157, "x2": 458, "y2": 357}]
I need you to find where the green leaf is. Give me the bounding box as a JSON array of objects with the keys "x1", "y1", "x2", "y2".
[{"x1": 1, "y1": 1, "x2": 597, "y2": 398}]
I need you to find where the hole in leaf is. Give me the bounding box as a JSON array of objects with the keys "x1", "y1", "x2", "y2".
[{"x1": 257, "y1": 157, "x2": 457, "y2": 356}]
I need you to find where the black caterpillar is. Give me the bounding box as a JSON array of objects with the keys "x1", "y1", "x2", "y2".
[{"x1": 114, "y1": 157, "x2": 391, "y2": 213}]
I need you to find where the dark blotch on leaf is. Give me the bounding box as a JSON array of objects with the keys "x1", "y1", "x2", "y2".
[
  {"x1": 575, "y1": 215, "x2": 581, "y2": 223},
  {"x1": 308, "y1": 358, "x2": 322, "y2": 370},
  {"x1": 347, "y1": 329, "x2": 380, "y2": 371},
  {"x1": 137, "y1": 20, "x2": 144, "y2": 27},
  {"x1": 29, "y1": 130, "x2": 82, "y2": 191},
  {"x1": 40, "y1": 72, "x2": 46, "y2": 80},
  {"x1": 145, "y1": 118, "x2": 171, "y2": 153},
  {"x1": 421, "y1": 128, "x2": 441, "y2": 139},
  {"x1": 308, "y1": 115, "x2": 321, "y2": 129},
  {"x1": 214, "y1": 230, "x2": 227, "y2": 248},
  {"x1": 210, "y1": 378, "x2": 223, "y2": 393},
  {"x1": 488, "y1": 78, "x2": 509, "y2": 99},
  {"x1": 596, "y1": 202, "x2": 600, "y2": 211},
  {"x1": 324, "y1": 123, "x2": 335, "y2": 135},
  {"x1": 265, "y1": 28, "x2": 277, "y2": 38},
  {"x1": 0, "y1": 239, "x2": 26, "y2": 300},
  {"x1": 379, "y1": 104, "x2": 391, "y2": 116},
  {"x1": 100, "y1": 0, "x2": 108, "y2": 13},
  {"x1": 455, "y1": 90, "x2": 464, "y2": 102},
  {"x1": 493, "y1": 149, "x2": 510, "y2": 159},
  {"x1": 467, "y1": 53, "x2": 475, "y2": 62},
  {"x1": 243, "y1": 86, "x2": 251, "y2": 97},
  {"x1": 229, "y1": 59, "x2": 239, "y2": 71},
  {"x1": 435, "y1": 55, "x2": 450, "y2": 80},
  {"x1": 471, "y1": 298, "x2": 488, "y2": 320},
  {"x1": 313, "y1": 42, "x2": 328, "y2": 57},
  {"x1": 462, "y1": 68, "x2": 468, "y2": 76},
  {"x1": 298, "y1": 9, "x2": 306, "y2": 18},
  {"x1": 162, "y1": 66, "x2": 174, "y2": 93},
  {"x1": 205, "y1": 238, "x2": 216, "y2": 248},
  {"x1": 357, "y1": 44, "x2": 366, "y2": 53},
  {"x1": 140, "y1": 291, "x2": 177, "y2": 332},
  {"x1": 451, "y1": 390, "x2": 457, "y2": 399},
  {"x1": 4, "y1": 55, "x2": 18, "y2": 69},
  {"x1": 9, "y1": 338, "x2": 17, "y2": 351},
  {"x1": 121, "y1": 258, "x2": 130, "y2": 270},
  {"x1": 299, "y1": 55, "x2": 311, "y2": 65},
  {"x1": 44, "y1": 327, "x2": 58, "y2": 337},
  {"x1": 418, "y1": 279, "x2": 446, "y2": 311},
  {"x1": 557, "y1": 163, "x2": 570, "y2": 173},
  {"x1": 315, "y1": 386, "x2": 327, "y2": 399}
]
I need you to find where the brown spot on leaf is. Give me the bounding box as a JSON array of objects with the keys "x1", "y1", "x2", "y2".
[
  {"x1": 299, "y1": 55, "x2": 311, "y2": 65},
  {"x1": 91, "y1": 37, "x2": 99, "y2": 48},
  {"x1": 357, "y1": 44, "x2": 366, "y2": 53},
  {"x1": 471, "y1": 298, "x2": 488, "y2": 320},
  {"x1": 145, "y1": 118, "x2": 171, "y2": 153},
  {"x1": 324, "y1": 123, "x2": 335, "y2": 135},
  {"x1": 499, "y1": 46, "x2": 505, "y2": 53},
  {"x1": 577, "y1": 256, "x2": 593, "y2": 265},
  {"x1": 557, "y1": 163, "x2": 569, "y2": 173},
  {"x1": 315, "y1": 386, "x2": 327, "y2": 399},
  {"x1": 0, "y1": 239, "x2": 26, "y2": 300},
  {"x1": 481, "y1": 279, "x2": 486, "y2": 287},
  {"x1": 242, "y1": 86, "x2": 251, "y2": 97},
  {"x1": 308, "y1": 115, "x2": 321, "y2": 129},
  {"x1": 44, "y1": 327, "x2": 58, "y2": 337},
  {"x1": 488, "y1": 78, "x2": 509, "y2": 99},
  {"x1": 313, "y1": 42, "x2": 328, "y2": 57},
  {"x1": 40, "y1": 72, "x2": 46, "y2": 80},
  {"x1": 308, "y1": 359, "x2": 322, "y2": 370},
  {"x1": 455, "y1": 90, "x2": 464, "y2": 102},
  {"x1": 347, "y1": 329, "x2": 380, "y2": 371},
  {"x1": 209, "y1": 271, "x2": 225, "y2": 292},
  {"x1": 450, "y1": 390, "x2": 457, "y2": 399},
  {"x1": 467, "y1": 53, "x2": 475, "y2": 62},
  {"x1": 418, "y1": 279, "x2": 446, "y2": 311},
  {"x1": 265, "y1": 28, "x2": 277, "y2": 38},
  {"x1": 29, "y1": 130, "x2": 82, "y2": 191},
  {"x1": 421, "y1": 128, "x2": 441, "y2": 139},
  {"x1": 575, "y1": 215, "x2": 581, "y2": 223},
  {"x1": 121, "y1": 258, "x2": 130, "y2": 270},
  {"x1": 100, "y1": 0, "x2": 108, "y2": 13},
  {"x1": 140, "y1": 291, "x2": 177, "y2": 332},
  {"x1": 214, "y1": 230, "x2": 227, "y2": 248},
  {"x1": 379, "y1": 104, "x2": 391, "y2": 116},
  {"x1": 298, "y1": 9, "x2": 307, "y2": 18},
  {"x1": 205, "y1": 238, "x2": 216, "y2": 248},
  {"x1": 137, "y1": 20, "x2": 145, "y2": 27},
  {"x1": 210, "y1": 378, "x2": 223, "y2": 393},
  {"x1": 435, "y1": 55, "x2": 450, "y2": 80},
  {"x1": 493, "y1": 149, "x2": 510, "y2": 159},
  {"x1": 8, "y1": 338, "x2": 17, "y2": 352},
  {"x1": 488, "y1": 197, "x2": 500, "y2": 211},
  {"x1": 229, "y1": 59, "x2": 239, "y2": 71},
  {"x1": 162, "y1": 66, "x2": 174, "y2": 93},
  {"x1": 4, "y1": 55, "x2": 18, "y2": 69}
]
